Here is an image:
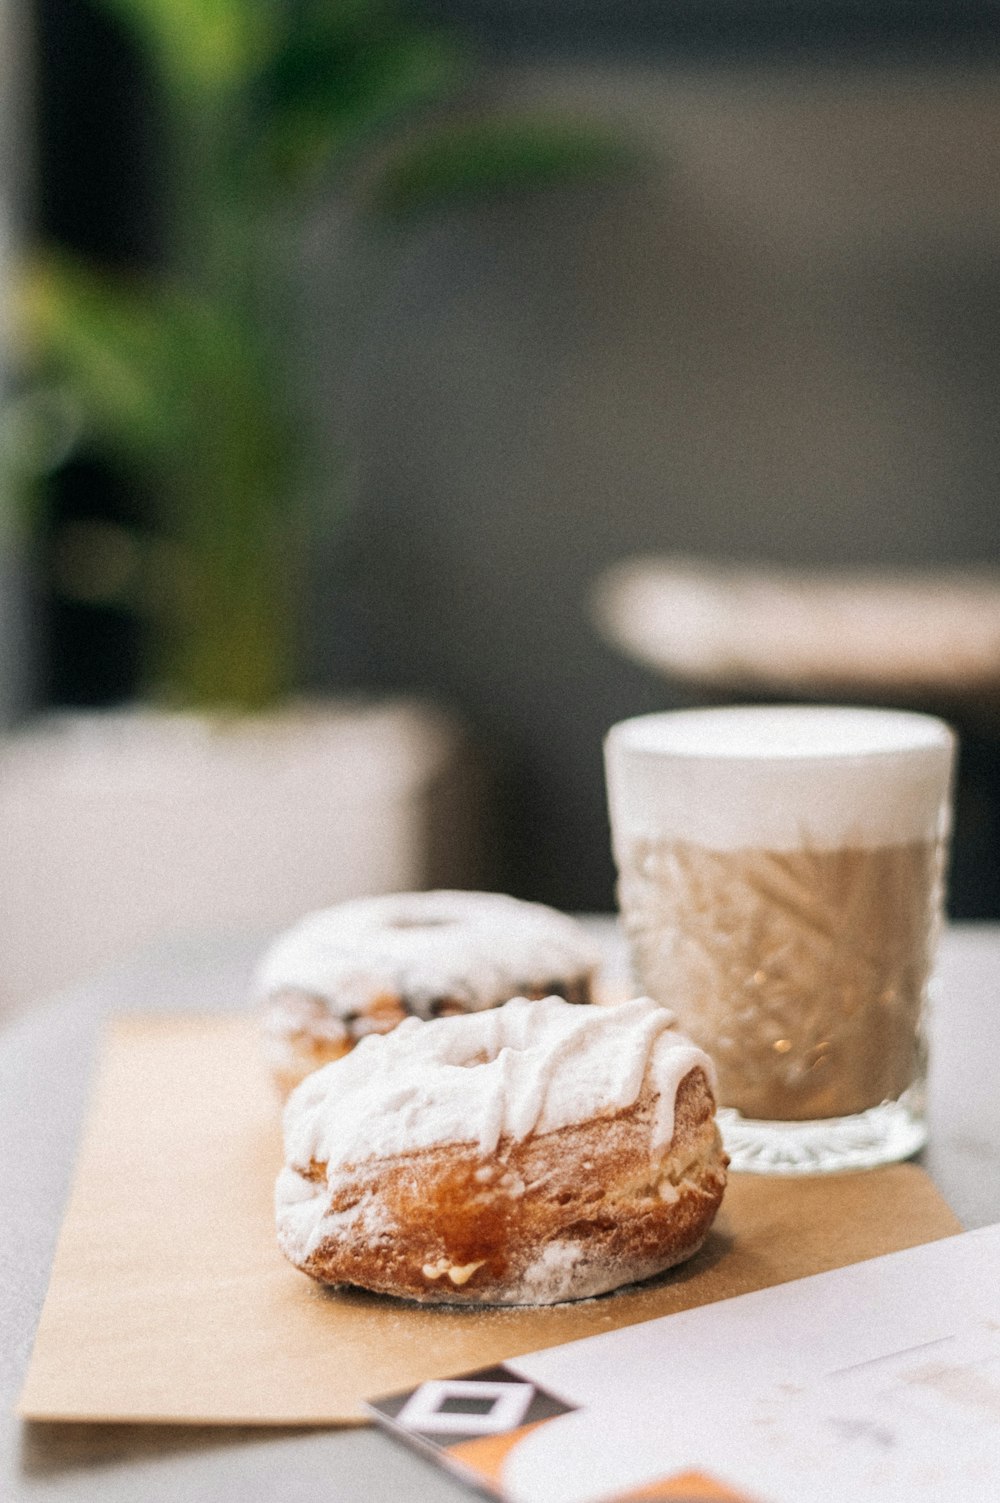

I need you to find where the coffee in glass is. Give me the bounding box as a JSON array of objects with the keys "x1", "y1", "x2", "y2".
[{"x1": 605, "y1": 706, "x2": 955, "y2": 1173}]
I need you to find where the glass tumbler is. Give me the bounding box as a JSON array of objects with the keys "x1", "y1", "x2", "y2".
[{"x1": 605, "y1": 705, "x2": 955, "y2": 1173}]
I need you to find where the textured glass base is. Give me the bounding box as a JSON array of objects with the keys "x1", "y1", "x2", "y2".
[{"x1": 718, "y1": 1088, "x2": 927, "y2": 1175}]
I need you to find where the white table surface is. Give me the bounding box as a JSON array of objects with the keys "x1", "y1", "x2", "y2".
[{"x1": 2, "y1": 920, "x2": 999, "y2": 1502}]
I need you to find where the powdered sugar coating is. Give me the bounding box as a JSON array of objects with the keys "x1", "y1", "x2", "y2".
[
  {"x1": 281, "y1": 995, "x2": 714, "y2": 1174},
  {"x1": 275, "y1": 996, "x2": 724, "y2": 1298},
  {"x1": 255, "y1": 890, "x2": 601, "y2": 1019}
]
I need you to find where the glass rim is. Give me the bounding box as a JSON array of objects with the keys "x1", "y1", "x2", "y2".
[{"x1": 606, "y1": 704, "x2": 955, "y2": 763}]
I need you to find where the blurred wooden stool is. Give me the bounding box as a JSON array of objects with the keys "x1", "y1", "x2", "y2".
[{"x1": 595, "y1": 556, "x2": 1000, "y2": 713}]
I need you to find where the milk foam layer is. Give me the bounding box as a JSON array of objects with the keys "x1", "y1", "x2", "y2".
[
  {"x1": 606, "y1": 706, "x2": 954, "y2": 852},
  {"x1": 282, "y1": 995, "x2": 713, "y2": 1172}
]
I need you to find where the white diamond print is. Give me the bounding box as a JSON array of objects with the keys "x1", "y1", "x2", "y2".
[{"x1": 395, "y1": 1378, "x2": 536, "y2": 1435}]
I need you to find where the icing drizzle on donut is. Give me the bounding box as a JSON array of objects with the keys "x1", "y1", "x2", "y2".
[{"x1": 282, "y1": 995, "x2": 716, "y2": 1174}]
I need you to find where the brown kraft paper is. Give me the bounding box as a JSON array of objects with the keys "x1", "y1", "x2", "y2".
[{"x1": 19, "y1": 1016, "x2": 961, "y2": 1426}]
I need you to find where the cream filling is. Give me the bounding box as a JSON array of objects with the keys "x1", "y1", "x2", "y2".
[{"x1": 421, "y1": 1258, "x2": 486, "y2": 1286}]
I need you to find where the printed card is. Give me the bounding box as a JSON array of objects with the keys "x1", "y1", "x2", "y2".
[{"x1": 370, "y1": 1223, "x2": 1000, "y2": 1503}]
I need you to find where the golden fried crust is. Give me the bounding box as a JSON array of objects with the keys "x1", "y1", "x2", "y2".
[
  {"x1": 281, "y1": 1068, "x2": 727, "y2": 1304},
  {"x1": 270, "y1": 1035, "x2": 353, "y2": 1099}
]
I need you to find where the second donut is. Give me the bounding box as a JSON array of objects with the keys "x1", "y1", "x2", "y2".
[{"x1": 255, "y1": 889, "x2": 602, "y2": 1093}]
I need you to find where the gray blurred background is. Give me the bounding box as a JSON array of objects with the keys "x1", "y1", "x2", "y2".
[{"x1": 17, "y1": 1, "x2": 1000, "y2": 918}]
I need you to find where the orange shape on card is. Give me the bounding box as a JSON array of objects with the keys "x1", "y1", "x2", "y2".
[{"x1": 610, "y1": 1469, "x2": 761, "y2": 1501}]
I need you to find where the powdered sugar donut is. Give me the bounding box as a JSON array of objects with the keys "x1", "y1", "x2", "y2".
[
  {"x1": 256, "y1": 890, "x2": 601, "y2": 1094},
  {"x1": 276, "y1": 995, "x2": 727, "y2": 1304}
]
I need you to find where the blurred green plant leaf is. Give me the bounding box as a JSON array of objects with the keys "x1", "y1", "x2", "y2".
[
  {"x1": 20, "y1": 255, "x2": 187, "y2": 465},
  {"x1": 366, "y1": 116, "x2": 636, "y2": 220},
  {"x1": 0, "y1": 386, "x2": 83, "y2": 481},
  {"x1": 244, "y1": 7, "x2": 464, "y2": 190},
  {"x1": 18, "y1": 255, "x2": 281, "y2": 481},
  {"x1": 100, "y1": 0, "x2": 273, "y2": 97}
]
